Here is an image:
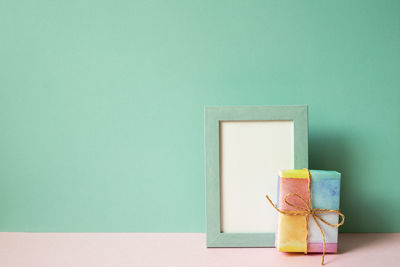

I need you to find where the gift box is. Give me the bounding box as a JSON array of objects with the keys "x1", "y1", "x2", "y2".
[{"x1": 266, "y1": 169, "x2": 345, "y2": 264}]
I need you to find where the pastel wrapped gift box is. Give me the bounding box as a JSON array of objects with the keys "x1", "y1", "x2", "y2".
[{"x1": 266, "y1": 169, "x2": 345, "y2": 265}]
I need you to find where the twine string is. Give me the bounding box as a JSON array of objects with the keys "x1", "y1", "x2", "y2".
[{"x1": 265, "y1": 169, "x2": 345, "y2": 265}]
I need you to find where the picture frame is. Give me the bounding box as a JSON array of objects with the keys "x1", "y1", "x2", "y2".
[{"x1": 205, "y1": 106, "x2": 308, "y2": 247}]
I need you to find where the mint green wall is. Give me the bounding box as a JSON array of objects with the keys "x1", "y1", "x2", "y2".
[{"x1": 1, "y1": 1, "x2": 399, "y2": 233}]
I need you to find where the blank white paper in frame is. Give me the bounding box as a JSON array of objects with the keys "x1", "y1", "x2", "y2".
[{"x1": 220, "y1": 120, "x2": 294, "y2": 233}]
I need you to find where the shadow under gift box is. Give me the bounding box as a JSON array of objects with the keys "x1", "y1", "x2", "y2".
[{"x1": 276, "y1": 169, "x2": 341, "y2": 253}]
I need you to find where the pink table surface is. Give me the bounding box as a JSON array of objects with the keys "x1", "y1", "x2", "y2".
[{"x1": 0, "y1": 233, "x2": 399, "y2": 267}]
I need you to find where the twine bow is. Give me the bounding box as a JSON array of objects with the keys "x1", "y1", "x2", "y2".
[{"x1": 266, "y1": 169, "x2": 345, "y2": 265}]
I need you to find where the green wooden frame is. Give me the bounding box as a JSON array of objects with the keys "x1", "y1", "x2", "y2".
[{"x1": 205, "y1": 106, "x2": 308, "y2": 247}]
